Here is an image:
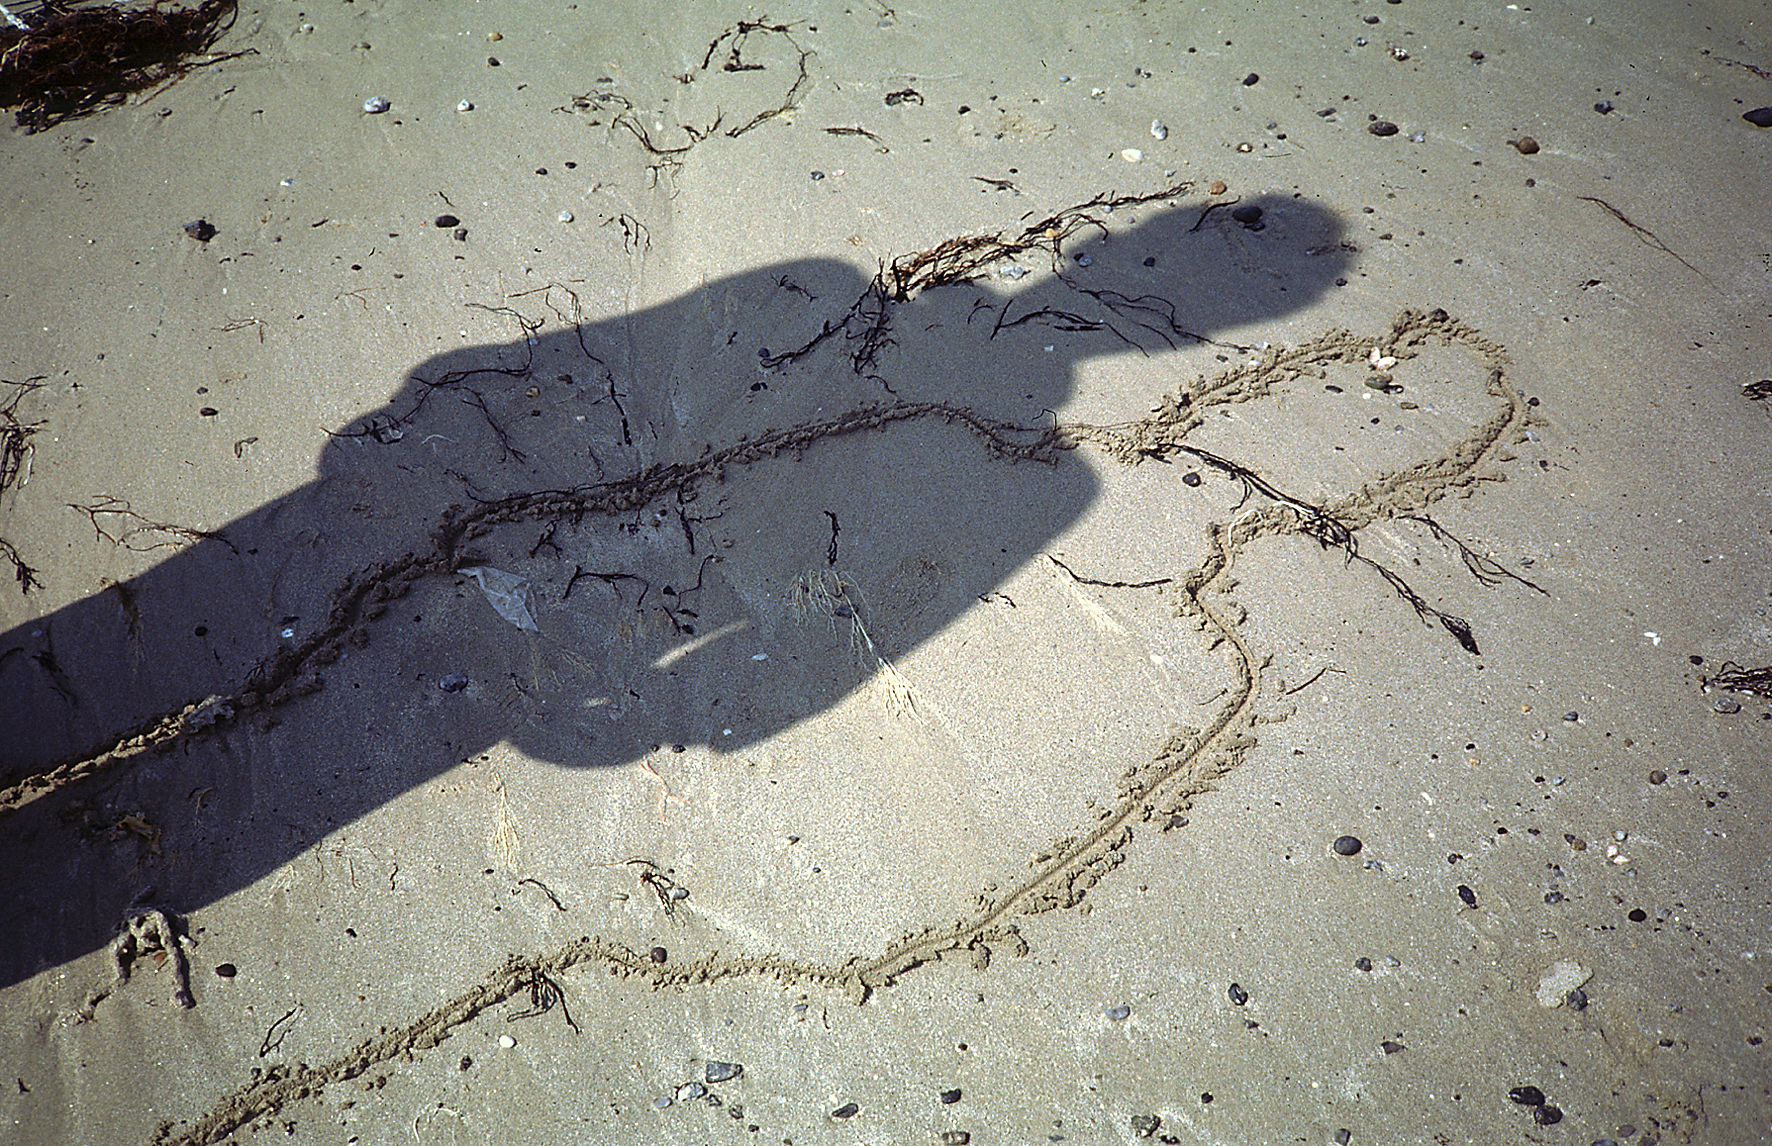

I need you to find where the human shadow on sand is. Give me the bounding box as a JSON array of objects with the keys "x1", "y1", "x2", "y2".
[{"x1": 0, "y1": 191, "x2": 1352, "y2": 990}]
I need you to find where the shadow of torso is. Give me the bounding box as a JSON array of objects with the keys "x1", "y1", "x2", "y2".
[{"x1": 0, "y1": 198, "x2": 1350, "y2": 988}]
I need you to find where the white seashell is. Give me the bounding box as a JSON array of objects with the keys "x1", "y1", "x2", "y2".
[
  {"x1": 362, "y1": 95, "x2": 390, "y2": 114},
  {"x1": 557, "y1": 209, "x2": 575, "y2": 224},
  {"x1": 1150, "y1": 119, "x2": 1168, "y2": 140},
  {"x1": 456, "y1": 98, "x2": 474, "y2": 112},
  {"x1": 1121, "y1": 148, "x2": 1143, "y2": 162}
]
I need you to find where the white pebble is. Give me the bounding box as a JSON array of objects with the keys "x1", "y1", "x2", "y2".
[
  {"x1": 362, "y1": 96, "x2": 390, "y2": 114},
  {"x1": 557, "y1": 210, "x2": 575, "y2": 223},
  {"x1": 457, "y1": 99, "x2": 474, "y2": 113},
  {"x1": 1121, "y1": 148, "x2": 1143, "y2": 163},
  {"x1": 498, "y1": 1034, "x2": 516, "y2": 1048},
  {"x1": 1150, "y1": 119, "x2": 1168, "y2": 140}
]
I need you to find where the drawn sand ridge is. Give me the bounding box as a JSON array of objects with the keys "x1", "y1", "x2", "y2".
[{"x1": 122, "y1": 305, "x2": 1533, "y2": 1146}]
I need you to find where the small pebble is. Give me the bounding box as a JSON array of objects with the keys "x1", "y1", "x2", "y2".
[
  {"x1": 998, "y1": 264, "x2": 1028, "y2": 280},
  {"x1": 1594, "y1": 100, "x2": 1614, "y2": 114},
  {"x1": 940, "y1": 1133, "x2": 970, "y2": 1146},
  {"x1": 1228, "y1": 982, "x2": 1249, "y2": 1006},
  {"x1": 1150, "y1": 119, "x2": 1168, "y2": 140},
  {"x1": 1242, "y1": 72, "x2": 1260, "y2": 86},
  {"x1": 1122, "y1": 148, "x2": 1144, "y2": 162},
  {"x1": 649, "y1": 946, "x2": 668, "y2": 964},
  {"x1": 434, "y1": 214, "x2": 461, "y2": 229},
  {"x1": 498, "y1": 1034, "x2": 516, "y2": 1049},
  {"x1": 1535, "y1": 1105, "x2": 1563, "y2": 1126},
  {"x1": 1105, "y1": 1004, "x2": 1131, "y2": 1021},
  {"x1": 183, "y1": 219, "x2": 216, "y2": 242},
  {"x1": 667, "y1": 885, "x2": 688, "y2": 900},
  {"x1": 363, "y1": 96, "x2": 390, "y2": 114},
  {"x1": 1508, "y1": 1085, "x2": 1546, "y2": 1107},
  {"x1": 1648, "y1": 769, "x2": 1667, "y2": 784},
  {"x1": 438, "y1": 672, "x2": 469, "y2": 693},
  {"x1": 1182, "y1": 472, "x2": 1202, "y2": 487},
  {"x1": 1711, "y1": 697, "x2": 1742, "y2": 714},
  {"x1": 831, "y1": 1102, "x2": 859, "y2": 1119},
  {"x1": 1742, "y1": 106, "x2": 1772, "y2": 127},
  {"x1": 1368, "y1": 120, "x2": 1399, "y2": 136},
  {"x1": 676, "y1": 1082, "x2": 706, "y2": 1102},
  {"x1": 652, "y1": 1095, "x2": 672, "y2": 1110},
  {"x1": 1563, "y1": 711, "x2": 1579, "y2": 722},
  {"x1": 1229, "y1": 203, "x2": 1264, "y2": 228},
  {"x1": 940, "y1": 1088, "x2": 962, "y2": 1104},
  {"x1": 1074, "y1": 253, "x2": 1093, "y2": 267},
  {"x1": 705, "y1": 1061, "x2": 743, "y2": 1083},
  {"x1": 1332, "y1": 1131, "x2": 1352, "y2": 1146},
  {"x1": 557, "y1": 209, "x2": 575, "y2": 223},
  {"x1": 1354, "y1": 957, "x2": 1373, "y2": 972},
  {"x1": 1332, "y1": 834, "x2": 1363, "y2": 856},
  {"x1": 457, "y1": 99, "x2": 474, "y2": 113},
  {"x1": 1457, "y1": 884, "x2": 1478, "y2": 907},
  {"x1": 487, "y1": 31, "x2": 502, "y2": 41},
  {"x1": 1131, "y1": 1113, "x2": 1161, "y2": 1137},
  {"x1": 1512, "y1": 136, "x2": 1540, "y2": 154},
  {"x1": 215, "y1": 963, "x2": 238, "y2": 978}
]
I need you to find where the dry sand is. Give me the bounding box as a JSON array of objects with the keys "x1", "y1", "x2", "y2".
[{"x1": 2, "y1": 1, "x2": 1769, "y2": 1144}]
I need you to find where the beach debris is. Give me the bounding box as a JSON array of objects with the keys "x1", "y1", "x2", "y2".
[
  {"x1": 1228, "y1": 982, "x2": 1249, "y2": 1005},
  {"x1": 183, "y1": 218, "x2": 216, "y2": 241},
  {"x1": 461, "y1": 566, "x2": 538, "y2": 631},
  {"x1": 78, "y1": 907, "x2": 195, "y2": 1018},
  {"x1": 1535, "y1": 959, "x2": 1592, "y2": 1007},
  {"x1": 457, "y1": 98, "x2": 474, "y2": 112},
  {"x1": 362, "y1": 95, "x2": 390, "y2": 114},
  {"x1": 705, "y1": 1061, "x2": 743, "y2": 1083},
  {"x1": 0, "y1": 0, "x2": 247, "y2": 132},
  {"x1": 1149, "y1": 119, "x2": 1167, "y2": 140},
  {"x1": 940, "y1": 1088, "x2": 962, "y2": 1104}
]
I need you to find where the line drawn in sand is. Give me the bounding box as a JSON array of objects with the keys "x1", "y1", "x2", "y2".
[{"x1": 142, "y1": 305, "x2": 1544, "y2": 1146}]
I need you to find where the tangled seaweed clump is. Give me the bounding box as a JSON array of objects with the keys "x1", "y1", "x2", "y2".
[{"x1": 0, "y1": 0, "x2": 245, "y2": 132}]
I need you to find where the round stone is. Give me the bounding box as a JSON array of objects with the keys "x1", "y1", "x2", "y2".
[{"x1": 1332, "y1": 835, "x2": 1363, "y2": 856}]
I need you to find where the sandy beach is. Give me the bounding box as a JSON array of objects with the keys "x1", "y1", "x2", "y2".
[{"x1": 2, "y1": 2, "x2": 1769, "y2": 1143}]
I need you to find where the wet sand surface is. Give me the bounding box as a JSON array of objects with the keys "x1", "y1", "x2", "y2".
[{"x1": 2, "y1": 2, "x2": 1769, "y2": 1144}]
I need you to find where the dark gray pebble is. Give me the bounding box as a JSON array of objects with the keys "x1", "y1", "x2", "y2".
[
  {"x1": 1229, "y1": 204, "x2": 1264, "y2": 227},
  {"x1": 439, "y1": 672, "x2": 469, "y2": 693},
  {"x1": 1368, "y1": 120, "x2": 1399, "y2": 136},
  {"x1": 183, "y1": 219, "x2": 216, "y2": 242},
  {"x1": 453, "y1": 226, "x2": 468, "y2": 241},
  {"x1": 1457, "y1": 884, "x2": 1477, "y2": 907},
  {"x1": 1131, "y1": 1113, "x2": 1161, "y2": 1137},
  {"x1": 1743, "y1": 107, "x2": 1772, "y2": 127},
  {"x1": 1380, "y1": 1040, "x2": 1405, "y2": 1055},
  {"x1": 1512, "y1": 136, "x2": 1540, "y2": 154},
  {"x1": 831, "y1": 1102, "x2": 859, "y2": 1119},
  {"x1": 215, "y1": 962, "x2": 237, "y2": 977},
  {"x1": 1508, "y1": 1085, "x2": 1546, "y2": 1106},
  {"x1": 1332, "y1": 1131, "x2": 1351, "y2": 1145},
  {"x1": 434, "y1": 214, "x2": 460, "y2": 228},
  {"x1": 1106, "y1": 1003, "x2": 1131, "y2": 1021},
  {"x1": 1565, "y1": 987, "x2": 1588, "y2": 1011},
  {"x1": 940, "y1": 1132, "x2": 970, "y2": 1146},
  {"x1": 1228, "y1": 982, "x2": 1249, "y2": 1006},
  {"x1": 705, "y1": 1061, "x2": 743, "y2": 1084},
  {"x1": 1242, "y1": 72, "x2": 1260, "y2": 86},
  {"x1": 1354, "y1": 957, "x2": 1373, "y2": 972},
  {"x1": 940, "y1": 1088, "x2": 962, "y2": 1104},
  {"x1": 1182, "y1": 472, "x2": 1203, "y2": 487},
  {"x1": 1594, "y1": 100, "x2": 1614, "y2": 114},
  {"x1": 1333, "y1": 835, "x2": 1363, "y2": 856},
  {"x1": 649, "y1": 946, "x2": 667, "y2": 964},
  {"x1": 1534, "y1": 1105, "x2": 1563, "y2": 1126}
]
